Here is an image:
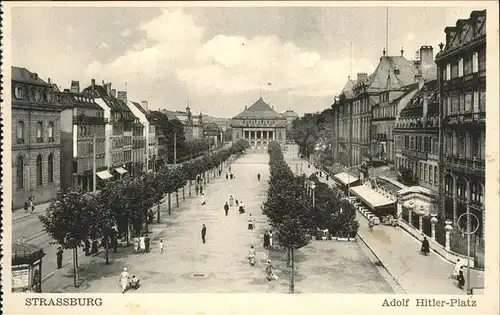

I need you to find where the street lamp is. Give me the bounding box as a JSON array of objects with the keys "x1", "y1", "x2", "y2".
[
  {"x1": 456, "y1": 212, "x2": 479, "y2": 294},
  {"x1": 311, "y1": 182, "x2": 316, "y2": 208}
]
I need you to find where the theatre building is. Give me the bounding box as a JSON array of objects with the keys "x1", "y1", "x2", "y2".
[
  {"x1": 231, "y1": 98, "x2": 287, "y2": 149},
  {"x1": 435, "y1": 10, "x2": 486, "y2": 267},
  {"x1": 11, "y1": 67, "x2": 66, "y2": 208}
]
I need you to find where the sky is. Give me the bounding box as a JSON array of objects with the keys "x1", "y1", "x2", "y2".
[{"x1": 11, "y1": 5, "x2": 483, "y2": 117}]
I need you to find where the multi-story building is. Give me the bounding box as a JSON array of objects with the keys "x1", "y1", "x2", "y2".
[
  {"x1": 282, "y1": 109, "x2": 299, "y2": 129},
  {"x1": 435, "y1": 10, "x2": 486, "y2": 265},
  {"x1": 82, "y1": 80, "x2": 135, "y2": 180},
  {"x1": 161, "y1": 107, "x2": 204, "y2": 142},
  {"x1": 149, "y1": 110, "x2": 170, "y2": 168},
  {"x1": 131, "y1": 117, "x2": 145, "y2": 176},
  {"x1": 116, "y1": 91, "x2": 134, "y2": 174},
  {"x1": 11, "y1": 66, "x2": 66, "y2": 208},
  {"x1": 332, "y1": 78, "x2": 356, "y2": 166},
  {"x1": 59, "y1": 90, "x2": 107, "y2": 192},
  {"x1": 231, "y1": 97, "x2": 288, "y2": 149},
  {"x1": 128, "y1": 101, "x2": 155, "y2": 173}
]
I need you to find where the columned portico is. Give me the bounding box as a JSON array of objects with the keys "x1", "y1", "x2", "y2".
[{"x1": 231, "y1": 98, "x2": 287, "y2": 151}]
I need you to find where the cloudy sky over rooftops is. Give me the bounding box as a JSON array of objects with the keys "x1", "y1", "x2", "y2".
[{"x1": 12, "y1": 5, "x2": 481, "y2": 116}]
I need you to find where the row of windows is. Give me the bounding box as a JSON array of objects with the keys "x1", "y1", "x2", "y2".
[
  {"x1": 112, "y1": 138, "x2": 124, "y2": 149},
  {"x1": 373, "y1": 104, "x2": 397, "y2": 119},
  {"x1": 77, "y1": 141, "x2": 105, "y2": 156},
  {"x1": 113, "y1": 125, "x2": 124, "y2": 135},
  {"x1": 401, "y1": 135, "x2": 439, "y2": 154},
  {"x1": 148, "y1": 125, "x2": 156, "y2": 133},
  {"x1": 444, "y1": 176, "x2": 484, "y2": 203},
  {"x1": 443, "y1": 89, "x2": 486, "y2": 115},
  {"x1": 352, "y1": 98, "x2": 370, "y2": 115},
  {"x1": 443, "y1": 49, "x2": 485, "y2": 81},
  {"x1": 124, "y1": 136, "x2": 132, "y2": 146},
  {"x1": 233, "y1": 119, "x2": 278, "y2": 126},
  {"x1": 132, "y1": 139, "x2": 146, "y2": 149},
  {"x1": 112, "y1": 152, "x2": 124, "y2": 165},
  {"x1": 17, "y1": 121, "x2": 55, "y2": 143},
  {"x1": 352, "y1": 118, "x2": 370, "y2": 142},
  {"x1": 15, "y1": 154, "x2": 55, "y2": 190},
  {"x1": 78, "y1": 125, "x2": 104, "y2": 137},
  {"x1": 13, "y1": 86, "x2": 54, "y2": 102},
  {"x1": 444, "y1": 130, "x2": 485, "y2": 160},
  {"x1": 397, "y1": 158, "x2": 439, "y2": 186},
  {"x1": 124, "y1": 150, "x2": 132, "y2": 162}
]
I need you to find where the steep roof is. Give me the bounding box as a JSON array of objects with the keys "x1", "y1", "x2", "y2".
[
  {"x1": 160, "y1": 109, "x2": 181, "y2": 121},
  {"x1": 131, "y1": 101, "x2": 156, "y2": 124},
  {"x1": 81, "y1": 84, "x2": 131, "y2": 112},
  {"x1": 366, "y1": 56, "x2": 419, "y2": 92},
  {"x1": 59, "y1": 92, "x2": 102, "y2": 110},
  {"x1": 234, "y1": 98, "x2": 284, "y2": 119},
  {"x1": 11, "y1": 66, "x2": 51, "y2": 86},
  {"x1": 340, "y1": 78, "x2": 357, "y2": 99},
  {"x1": 400, "y1": 80, "x2": 439, "y2": 118}
]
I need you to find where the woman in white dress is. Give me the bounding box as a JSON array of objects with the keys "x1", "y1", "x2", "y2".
[
  {"x1": 268, "y1": 231, "x2": 273, "y2": 248},
  {"x1": 201, "y1": 193, "x2": 206, "y2": 205},
  {"x1": 119, "y1": 267, "x2": 130, "y2": 293}
]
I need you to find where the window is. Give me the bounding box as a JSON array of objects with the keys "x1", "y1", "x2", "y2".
[
  {"x1": 48, "y1": 122, "x2": 54, "y2": 141},
  {"x1": 36, "y1": 121, "x2": 43, "y2": 140},
  {"x1": 434, "y1": 166, "x2": 438, "y2": 185},
  {"x1": 472, "y1": 52, "x2": 479, "y2": 72},
  {"x1": 465, "y1": 92, "x2": 472, "y2": 112},
  {"x1": 36, "y1": 155, "x2": 43, "y2": 186},
  {"x1": 16, "y1": 156, "x2": 24, "y2": 190},
  {"x1": 17, "y1": 121, "x2": 25, "y2": 143},
  {"x1": 15, "y1": 86, "x2": 24, "y2": 99},
  {"x1": 429, "y1": 166, "x2": 433, "y2": 184},
  {"x1": 479, "y1": 88, "x2": 486, "y2": 111},
  {"x1": 464, "y1": 56, "x2": 472, "y2": 75},
  {"x1": 420, "y1": 162, "x2": 423, "y2": 179},
  {"x1": 48, "y1": 154, "x2": 54, "y2": 183},
  {"x1": 446, "y1": 63, "x2": 451, "y2": 80},
  {"x1": 424, "y1": 164, "x2": 428, "y2": 182},
  {"x1": 458, "y1": 58, "x2": 464, "y2": 77},
  {"x1": 473, "y1": 91, "x2": 479, "y2": 112}
]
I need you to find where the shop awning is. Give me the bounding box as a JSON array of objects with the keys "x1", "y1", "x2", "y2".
[
  {"x1": 397, "y1": 185, "x2": 434, "y2": 197},
  {"x1": 349, "y1": 184, "x2": 395, "y2": 209},
  {"x1": 333, "y1": 172, "x2": 359, "y2": 186},
  {"x1": 96, "y1": 170, "x2": 113, "y2": 180},
  {"x1": 115, "y1": 167, "x2": 128, "y2": 175}
]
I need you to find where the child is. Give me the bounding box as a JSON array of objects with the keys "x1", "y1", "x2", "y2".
[{"x1": 159, "y1": 240, "x2": 164, "y2": 254}]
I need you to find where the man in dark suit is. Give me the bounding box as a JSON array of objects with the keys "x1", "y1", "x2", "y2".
[
  {"x1": 224, "y1": 202, "x2": 229, "y2": 216},
  {"x1": 201, "y1": 224, "x2": 207, "y2": 244}
]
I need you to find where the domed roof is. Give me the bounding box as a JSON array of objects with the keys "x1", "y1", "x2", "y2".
[
  {"x1": 283, "y1": 109, "x2": 299, "y2": 118},
  {"x1": 12, "y1": 242, "x2": 45, "y2": 265}
]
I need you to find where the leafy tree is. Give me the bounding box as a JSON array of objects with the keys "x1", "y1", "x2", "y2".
[{"x1": 39, "y1": 190, "x2": 100, "y2": 287}]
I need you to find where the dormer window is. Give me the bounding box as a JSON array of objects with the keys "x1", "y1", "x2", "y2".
[{"x1": 14, "y1": 86, "x2": 24, "y2": 99}]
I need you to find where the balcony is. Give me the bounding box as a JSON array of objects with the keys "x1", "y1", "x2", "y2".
[
  {"x1": 401, "y1": 148, "x2": 427, "y2": 160},
  {"x1": 73, "y1": 115, "x2": 108, "y2": 125},
  {"x1": 36, "y1": 137, "x2": 44, "y2": 143},
  {"x1": 444, "y1": 155, "x2": 485, "y2": 176},
  {"x1": 443, "y1": 71, "x2": 486, "y2": 89},
  {"x1": 16, "y1": 138, "x2": 25, "y2": 144},
  {"x1": 48, "y1": 137, "x2": 54, "y2": 143},
  {"x1": 446, "y1": 111, "x2": 485, "y2": 125}
]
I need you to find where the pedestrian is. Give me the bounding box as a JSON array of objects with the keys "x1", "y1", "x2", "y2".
[
  {"x1": 453, "y1": 258, "x2": 462, "y2": 279},
  {"x1": 201, "y1": 193, "x2": 206, "y2": 205},
  {"x1": 119, "y1": 267, "x2": 130, "y2": 293},
  {"x1": 201, "y1": 224, "x2": 207, "y2": 244},
  {"x1": 30, "y1": 199, "x2": 35, "y2": 212},
  {"x1": 195, "y1": 184, "x2": 199, "y2": 195},
  {"x1": 200, "y1": 185, "x2": 204, "y2": 195},
  {"x1": 235, "y1": 199, "x2": 239, "y2": 207},
  {"x1": 230, "y1": 173, "x2": 233, "y2": 180},
  {"x1": 112, "y1": 237, "x2": 118, "y2": 253},
  {"x1": 263, "y1": 231, "x2": 270, "y2": 249},
  {"x1": 248, "y1": 214, "x2": 255, "y2": 230},
  {"x1": 56, "y1": 247, "x2": 63, "y2": 269},
  {"x1": 268, "y1": 230, "x2": 273, "y2": 248},
  {"x1": 225, "y1": 173, "x2": 229, "y2": 180},
  {"x1": 91, "y1": 239, "x2": 99, "y2": 255},
  {"x1": 159, "y1": 240, "x2": 164, "y2": 254},
  {"x1": 224, "y1": 202, "x2": 229, "y2": 216},
  {"x1": 144, "y1": 234, "x2": 150, "y2": 253},
  {"x1": 257, "y1": 173, "x2": 261, "y2": 181},
  {"x1": 457, "y1": 266, "x2": 465, "y2": 289},
  {"x1": 218, "y1": 169, "x2": 222, "y2": 176},
  {"x1": 135, "y1": 237, "x2": 140, "y2": 253},
  {"x1": 229, "y1": 195, "x2": 234, "y2": 207},
  {"x1": 140, "y1": 235, "x2": 146, "y2": 253},
  {"x1": 239, "y1": 201, "x2": 245, "y2": 214}
]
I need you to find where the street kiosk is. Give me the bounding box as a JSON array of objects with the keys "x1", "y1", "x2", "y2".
[{"x1": 12, "y1": 241, "x2": 46, "y2": 293}]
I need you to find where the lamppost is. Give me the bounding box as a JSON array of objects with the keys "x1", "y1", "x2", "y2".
[
  {"x1": 311, "y1": 182, "x2": 316, "y2": 209},
  {"x1": 456, "y1": 211, "x2": 479, "y2": 294}
]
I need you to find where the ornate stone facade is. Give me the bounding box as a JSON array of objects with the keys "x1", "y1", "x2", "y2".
[{"x1": 231, "y1": 98, "x2": 287, "y2": 150}]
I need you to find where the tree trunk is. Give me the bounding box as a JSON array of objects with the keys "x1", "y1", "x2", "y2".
[
  {"x1": 75, "y1": 246, "x2": 79, "y2": 268},
  {"x1": 105, "y1": 236, "x2": 109, "y2": 265},
  {"x1": 176, "y1": 190, "x2": 179, "y2": 207},
  {"x1": 168, "y1": 193, "x2": 171, "y2": 215},
  {"x1": 189, "y1": 180, "x2": 192, "y2": 196},
  {"x1": 73, "y1": 247, "x2": 79, "y2": 287},
  {"x1": 290, "y1": 247, "x2": 295, "y2": 294},
  {"x1": 182, "y1": 186, "x2": 185, "y2": 200},
  {"x1": 157, "y1": 203, "x2": 160, "y2": 223},
  {"x1": 205, "y1": 172, "x2": 207, "y2": 184},
  {"x1": 126, "y1": 220, "x2": 130, "y2": 246},
  {"x1": 287, "y1": 247, "x2": 291, "y2": 267}
]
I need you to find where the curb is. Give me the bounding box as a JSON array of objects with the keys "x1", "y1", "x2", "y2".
[{"x1": 356, "y1": 232, "x2": 408, "y2": 294}]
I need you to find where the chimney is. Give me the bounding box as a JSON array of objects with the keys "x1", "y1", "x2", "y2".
[
  {"x1": 48, "y1": 78, "x2": 51, "y2": 84},
  {"x1": 111, "y1": 89, "x2": 116, "y2": 98},
  {"x1": 117, "y1": 91, "x2": 128, "y2": 103},
  {"x1": 422, "y1": 87, "x2": 429, "y2": 126},
  {"x1": 91, "y1": 79, "x2": 96, "y2": 92},
  {"x1": 141, "y1": 101, "x2": 149, "y2": 111},
  {"x1": 106, "y1": 83, "x2": 112, "y2": 96},
  {"x1": 419, "y1": 45, "x2": 434, "y2": 80},
  {"x1": 400, "y1": 47, "x2": 404, "y2": 56},
  {"x1": 357, "y1": 72, "x2": 368, "y2": 83},
  {"x1": 70, "y1": 80, "x2": 80, "y2": 93}
]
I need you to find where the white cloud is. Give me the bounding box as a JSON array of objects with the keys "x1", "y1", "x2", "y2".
[{"x1": 86, "y1": 8, "x2": 376, "y2": 102}]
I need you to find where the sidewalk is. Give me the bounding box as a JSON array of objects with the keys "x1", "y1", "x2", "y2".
[{"x1": 284, "y1": 147, "x2": 484, "y2": 294}]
